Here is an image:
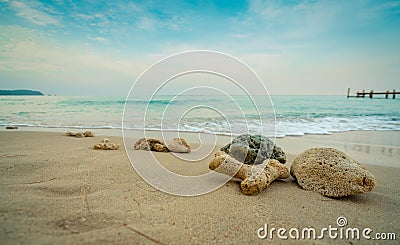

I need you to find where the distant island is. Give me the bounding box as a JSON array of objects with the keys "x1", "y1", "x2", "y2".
[{"x1": 0, "y1": 89, "x2": 44, "y2": 96}]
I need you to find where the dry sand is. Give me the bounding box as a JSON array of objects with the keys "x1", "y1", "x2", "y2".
[{"x1": 0, "y1": 130, "x2": 399, "y2": 244}]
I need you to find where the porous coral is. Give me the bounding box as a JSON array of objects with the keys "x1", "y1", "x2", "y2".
[
  {"x1": 133, "y1": 138, "x2": 169, "y2": 152},
  {"x1": 167, "y1": 138, "x2": 191, "y2": 153},
  {"x1": 209, "y1": 151, "x2": 289, "y2": 195},
  {"x1": 291, "y1": 148, "x2": 375, "y2": 197}
]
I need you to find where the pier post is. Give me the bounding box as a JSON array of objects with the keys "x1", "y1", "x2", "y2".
[{"x1": 347, "y1": 88, "x2": 397, "y2": 99}]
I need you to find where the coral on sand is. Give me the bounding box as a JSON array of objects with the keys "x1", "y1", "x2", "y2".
[
  {"x1": 167, "y1": 138, "x2": 191, "y2": 153},
  {"x1": 93, "y1": 143, "x2": 120, "y2": 150},
  {"x1": 93, "y1": 141, "x2": 119, "y2": 150},
  {"x1": 291, "y1": 148, "x2": 376, "y2": 197},
  {"x1": 209, "y1": 151, "x2": 289, "y2": 195},
  {"x1": 220, "y1": 134, "x2": 286, "y2": 164},
  {"x1": 66, "y1": 131, "x2": 95, "y2": 138},
  {"x1": 66, "y1": 131, "x2": 84, "y2": 138},
  {"x1": 133, "y1": 138, "x2": 169, "y2": 152},
  {"x1": 83, "y1": 131, "x2": 95, "y2": 137}
]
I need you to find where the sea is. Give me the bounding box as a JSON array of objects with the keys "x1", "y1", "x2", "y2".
[{"x1": 0, "y1": 95, "x2": 399, "y2": 138}]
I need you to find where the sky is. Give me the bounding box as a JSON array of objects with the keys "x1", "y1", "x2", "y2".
[{"x1": 0, "y1": 0, "x2": 399, "y2": 96}]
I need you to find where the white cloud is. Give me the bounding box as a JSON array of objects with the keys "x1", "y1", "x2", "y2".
[
  {"x1": 0, "y1": 26, "x2": 152, "y2": 95},
  {"x1": 137, "y1": 15, "x2": 187, "y2": 31},
  {"x1": 118, "y1": 1, "x2": 141, "y2": 13},
  {"x1": 92, "y1": 36, "x2": 106, "y2": 43},
  {"x1": 246, "y1": 0, "x2": 343, "y2": 37},
  {"x1": 0, "y1": 26, "x2": 146, "y2": 78},
  {"x1": 9, "y1": 0, "x2": 60, "y2": 26},
  {"x1": 137, "y1": 16, "x2": 156, "y2": 30},
  {"x1": 72, "y1": 12, "x2": 95, "y2": 20}
]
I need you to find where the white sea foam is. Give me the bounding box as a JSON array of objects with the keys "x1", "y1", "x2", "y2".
[{"x1": 1, "y1": 95, "x2": 399, "y2": 137}]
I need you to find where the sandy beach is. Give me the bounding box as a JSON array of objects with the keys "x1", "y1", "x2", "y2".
[
  {"x1": 0, "y1": 129, "x2": 399, "y2": 244},
  {"x1": 2, "y1": 0, "x2": 399, "y2": 243}
]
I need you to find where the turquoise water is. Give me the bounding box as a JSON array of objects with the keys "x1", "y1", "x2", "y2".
[{"x1": 0, "y1": 95, "x2": 399, "y2": 137}]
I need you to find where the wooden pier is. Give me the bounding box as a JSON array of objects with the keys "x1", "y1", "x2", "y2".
[{"x1": 347, "y1": 88, "x2": 399, "y2": 99}]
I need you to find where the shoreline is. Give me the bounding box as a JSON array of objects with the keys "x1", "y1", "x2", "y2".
[
  {"x1": 2, "y1": 125, "x2": 400, "y2": 139},
  {"x1": 2, "y1": 124, "x2": 400, "y2": 137},
  {"x1": 2, "y1": 126, "x2": 399, "y2": 167}
]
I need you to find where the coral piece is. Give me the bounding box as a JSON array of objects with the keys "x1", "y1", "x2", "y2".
[
  {"x1": 167, "y1": 138, "x2": 191, "y2": 153},
  {"x1": 220, "y1": 134, "x2": 286, "y2": 164},
  {"x1": 209, "y1": 151, "x2": 289, "y2": 195},
  {"x1": 83, "y1": 131, "x2": 95, "y2": 137},
  {"x1": 291, "y1": 148, "x2": 376, "y2": 197},
  {"x1": 133, "y1": 138, "x2": 169, "y2": 152},
  {"x1": 66, "y1": 131, "x2": 84, "y2": 138},
  {"x1": 65, "y1": 131, "x2": 76, "y2": 137},
  {"x1": 93, "y1": 142, "x2": 120, "y2": 150},
  {"x1": 66, "y1": 131, "x2": 94, "y2": 138}
]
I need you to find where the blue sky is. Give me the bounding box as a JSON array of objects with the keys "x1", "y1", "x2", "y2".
[{"x1": 0, "y1": 0, "x2": 399, "y2": 95}]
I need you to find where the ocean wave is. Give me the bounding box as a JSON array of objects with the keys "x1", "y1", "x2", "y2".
[
  {"x1": 1, "y1": 95, "x2": 399, "y2": 137},
  {"x1": 2, "y1": 115, "x2": 399, "y2": 138}
]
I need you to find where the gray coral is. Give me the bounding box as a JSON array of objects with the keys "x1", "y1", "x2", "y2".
[{"x1": 220, "y1": 134, "x2": 286, "y2": 164}]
